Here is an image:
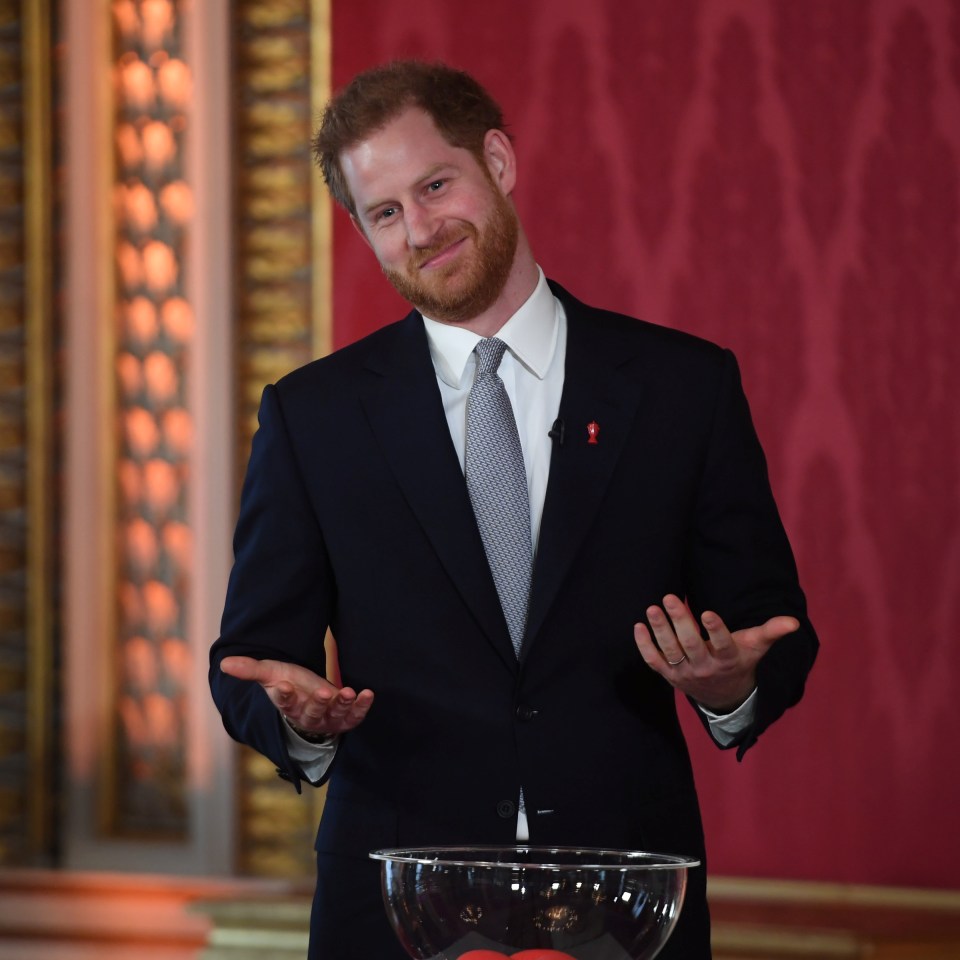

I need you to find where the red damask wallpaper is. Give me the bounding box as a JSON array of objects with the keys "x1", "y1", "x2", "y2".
[{"x1": 330, "y1": 0, "x2": 960, "y2": 889}]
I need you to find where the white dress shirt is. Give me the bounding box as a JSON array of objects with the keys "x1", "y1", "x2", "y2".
[
  {"x1": 423, "y1": 266, "x2": 566, "y2": 556},
  {"x1": 286, "y1": 268, "x2": 756, "y2": 807}
]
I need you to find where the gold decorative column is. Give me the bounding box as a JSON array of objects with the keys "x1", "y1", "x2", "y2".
[
  {"x1": 108, "y1": 0, "x2": 195, "y2": 837},
  {"x1": 0, "y1": 0, "x2": 57, "y2": 866},
  {"x1": 231, "y1": 0, "x2": 332, "y2": 878}
]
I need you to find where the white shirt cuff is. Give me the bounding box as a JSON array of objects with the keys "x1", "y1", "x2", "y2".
[
  {"x1": 698, "y1": 688, "x2": 757, "y2": 746},
  {"x1": 282, "y1": 718, "x2": 339, "y2": 783}
]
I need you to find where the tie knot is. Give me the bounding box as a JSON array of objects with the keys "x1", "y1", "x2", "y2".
[{"x1": 474, "y1": 337, "x2": 508, "y2": 376}]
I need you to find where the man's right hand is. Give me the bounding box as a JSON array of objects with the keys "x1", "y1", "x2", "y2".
[{"x1": 219, "y1": 656, "x2": 374, "y2": 737}]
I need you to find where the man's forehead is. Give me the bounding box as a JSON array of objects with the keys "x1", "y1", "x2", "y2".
[
  {"x1": 341, "y1": 108, "x2": 480, "y2": 197},
  {"x1": 344, "y1": 106, "x2": 445, "y2": 159}
]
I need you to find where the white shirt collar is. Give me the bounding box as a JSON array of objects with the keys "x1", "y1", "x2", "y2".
[{"x1": 422, "y1": 268, "x2": 559, "y2": 389}]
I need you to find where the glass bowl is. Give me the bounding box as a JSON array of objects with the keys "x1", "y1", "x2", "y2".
[{"x1": 369, "y1": 845, "x2": 699, "y2": 960}]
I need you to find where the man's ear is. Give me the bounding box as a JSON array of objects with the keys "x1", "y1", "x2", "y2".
[
  {"x1": 350, "y1": 213, "x2": 373, "y2": 249},
  {"x1": 483, "y1": 129, "x2": 517, "y2": 196}
]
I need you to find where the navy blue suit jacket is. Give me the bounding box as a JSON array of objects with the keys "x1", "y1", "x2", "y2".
[{"x1": 210, "y1": 282, "x2": 818, "y2": 959}]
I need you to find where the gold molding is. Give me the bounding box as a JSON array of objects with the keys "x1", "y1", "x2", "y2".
[
  {"x1": 308, "y1": 0, "x2": 332, "y2": 834},
  {"x1": 711, "y1": 924, "x2": 859, "y2": 957},
  {"x1": 310, "y1": 0, "x2": 332, "y2": 359},
  {"x1": 22, "y1": 0, "x2": 54, "y2": 858},
  {"x1": 97, "y1": 0, "x2": 119, "y2": 836},
  {"x1": 232, "y1": 0, "x2": 333, "y2": 877},
  {"x1": 708, "y1": 875, "x2": 960, "y2": 959},
  {"x1": 710, "y1": 875, "x2": 960, "y2": 912},
  {"x1": 101, "y1": 2, "x2": 196, "y2": 838}
]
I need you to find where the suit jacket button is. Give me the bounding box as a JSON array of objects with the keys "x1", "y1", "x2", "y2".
[
  {"x1": 516, "y1": 705, "x2": 539, "y2": 722},
  {"x1": 496, "y1": 800, "x2": 516, "y2": 819}
]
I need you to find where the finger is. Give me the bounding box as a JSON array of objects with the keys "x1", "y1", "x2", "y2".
[
  {"x1": 319, "y1": 688, "x2": 357, "y2": 724},
  {"x1": 662, "y1": 595, "x2": 707, "y2": 664},
  {"x1": 634, "y1": 622, "x2": 673, "y2": 676},
  {"x1": 294, "y1": 685, "x2": 337, "y2": 725},
  {"x1": 309, "y1": 684, "x2": 336, "y2": 706},
  {"x1": 733, "y1": 615, "x2": 800, "y2": 655},
  {"x1": 644, "y1": 605, "x2": 686, "y2": 666},
  {"x1": 222, "y1": 655, "x2": 333, "y2": 694},
  {"x1": 274, "y1": 681, "x2": 299, "y2": 712},
  {"x1": 763, "y1": 615, "x2": 800, "y2": 640},
  {"x1": 219, "y1": 655, "x2": 265, "y2": 680},
  {"x1": 353, "y1": 689, "x2": 375, "y2": 713},
  {"x1": 342, "y1": 689, "x2": 375, "y2": 726},
  {"x1": 700, "y1": 610, "x2": 737, "y2": 660},
  {"x1": 311, "y1": 688, "x2": 375, "y2": 734},
  {"x1": 307, "y1": 685, "x2": 364, "y2": 715}
]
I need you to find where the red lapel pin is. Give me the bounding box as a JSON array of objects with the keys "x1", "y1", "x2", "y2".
[{"x1": 587, "y1": 421, "x2": 599, "y2": 444}]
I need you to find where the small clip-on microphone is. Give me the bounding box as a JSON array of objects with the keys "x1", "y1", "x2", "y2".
[{"x1": 548, "y1": 418, "x2": 565, "y2": 446}]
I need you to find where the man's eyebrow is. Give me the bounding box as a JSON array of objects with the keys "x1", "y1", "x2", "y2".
[
  {"x1": 361, "y1": 197, "x2": 393, "y2": 218},
  {"x1": 417, "y1": 162, "x2": 458, "y2": 183}
]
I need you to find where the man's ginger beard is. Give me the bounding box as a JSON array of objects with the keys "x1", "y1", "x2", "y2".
[{"x1": 380, "y1": 178, "x2": 519, "y2": 324}]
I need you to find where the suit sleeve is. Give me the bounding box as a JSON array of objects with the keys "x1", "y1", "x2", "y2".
[
  {"x1": 686, "y1": 350, "x2": 818, "y2": 758},
  {"x1": 209, "y1": 383, "x2": 335, "y2": 788}
]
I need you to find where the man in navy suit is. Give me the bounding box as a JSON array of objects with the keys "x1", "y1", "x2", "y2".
[{"x1": 210, "y1": 61, "x2": 817, "y2": 960}]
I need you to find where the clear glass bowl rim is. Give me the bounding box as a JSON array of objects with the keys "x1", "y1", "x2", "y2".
[{"x1": 369, "y1": 845, "x2": 701, "y2": 871}]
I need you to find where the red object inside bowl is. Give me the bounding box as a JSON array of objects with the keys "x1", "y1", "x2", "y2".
[
  {"x1": 459, "y1": 951, "x2": 577, "y2": 960},
  {"x1": 511, "y1": 952, "x2": 578, "y2": 959}
]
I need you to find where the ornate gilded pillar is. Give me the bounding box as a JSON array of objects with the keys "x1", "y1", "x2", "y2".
[
  {"x1": 108, "y1": 0, "x2": 196, "y2": 837},
  {"x1": 62, "y1": 0, "x2": 237, "y2": 874},
  {"x1": 231, "y1": 0, "x2": 332, "y2": 878},
  {"x1": 0, "y1": 0, "x2": 58, "y2": 865}
]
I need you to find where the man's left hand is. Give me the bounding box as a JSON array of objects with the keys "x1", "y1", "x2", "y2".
[{"x1": 633, "y1": 594, "x2": 799, "y2": 713}]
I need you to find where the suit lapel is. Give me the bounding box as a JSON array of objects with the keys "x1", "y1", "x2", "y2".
[
  {"x1": 524, "y1": 290, "x2": 644, "y2": 655},
  {"x1": 355, "y1": 295, "x2": 644, "y2": 667},
  {"x1": 358, "y1": 313, "x2": 518, "y2": 669}
]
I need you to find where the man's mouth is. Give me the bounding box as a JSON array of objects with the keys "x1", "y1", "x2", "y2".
[{"x1": 417, "y1": 235, "x2": 468, "y2": 270}]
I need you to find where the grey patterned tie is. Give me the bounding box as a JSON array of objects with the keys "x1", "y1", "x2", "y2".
[{"x1": 465, "y1": 337, "x2": 532, "y2": 656}]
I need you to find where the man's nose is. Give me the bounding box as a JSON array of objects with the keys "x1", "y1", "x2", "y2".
[{"x1": 404, "y1": 202, "x2": 441, "y2": 248}]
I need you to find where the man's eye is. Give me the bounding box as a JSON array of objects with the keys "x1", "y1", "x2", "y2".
[
  {"x1": 377, "y1": 207, "x2": 398, "y2": 221},
  {"x1": 427, "y1": 180, "x2": 445, "y2": 192}
]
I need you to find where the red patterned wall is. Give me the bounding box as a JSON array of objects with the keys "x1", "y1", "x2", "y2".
[{"x1": 330, "y1": 0, "x2": 960, "y2": 889}]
